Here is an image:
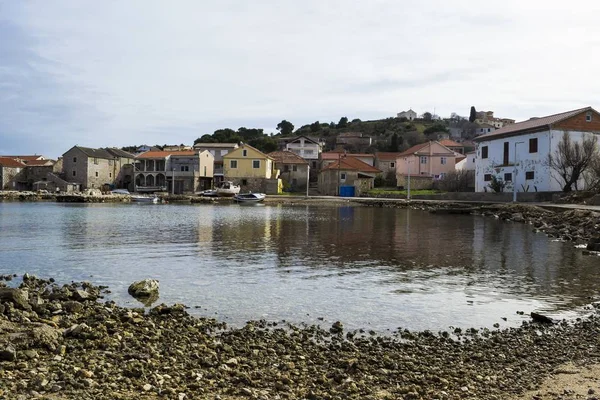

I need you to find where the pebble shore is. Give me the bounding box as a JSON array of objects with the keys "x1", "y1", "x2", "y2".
[{"x1": 1, "y1": 274, "x2": 599, "y2": 400}]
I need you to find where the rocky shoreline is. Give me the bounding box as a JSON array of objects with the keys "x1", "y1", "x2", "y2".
[{"x1": 0, "y1": 274, "x2": 599, "y2": 400}]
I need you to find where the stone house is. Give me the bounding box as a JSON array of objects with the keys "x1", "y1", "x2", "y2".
[
  {"x1": 0, "y1": 157, "x2": 27, "y2": 190},
  {"x1": 223, "y1": 143, "x2": 281, "y2": 194},
  {"x1": 318, "y1": 155, "x2": 381, "y2": 196},
  {"x1": 192, "y1": 143, "x2": 239, "y2": 186},
  {"x1": 135, "y1": 150, "x2": 214, "y2": 194},
  {"x1": 268, "y1": 150, "x2": 309, "y2": 192},
  {"x1": 62, "y1": 146, "x2": 136, "y2": 190},
  {"x1": 321, "y1": 152, "x2": 375, "y2": 170},
  {"x1": 374, "y1": 152, "x2": 401, "y2": 184},
  {"x1": 474, "y1": 106, "x2": 600, "y2": 193}
]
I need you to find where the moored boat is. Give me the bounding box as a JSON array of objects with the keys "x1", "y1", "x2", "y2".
[
  {"x1": 216, "y1": 181, "x2": 240, "y2": 197},
  {"x1": 131, "y1": 195, "x2": 159, "y2": 204},
  {"x1": 233, "y1": 192, "x2": 266, "y2": 203}
]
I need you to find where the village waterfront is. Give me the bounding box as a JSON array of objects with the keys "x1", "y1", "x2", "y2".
[{"x1": 1, "y1": 200, "x2": 598, "y2": 332}]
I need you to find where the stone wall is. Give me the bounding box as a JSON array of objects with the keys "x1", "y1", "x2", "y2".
[{"x1": 396, "y1": 175, "x2": 433, "y2": 190}]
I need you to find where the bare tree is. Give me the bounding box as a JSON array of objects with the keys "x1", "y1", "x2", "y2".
[{"x1": 547, "y1": 132, "x2": 599, "y2": 192}]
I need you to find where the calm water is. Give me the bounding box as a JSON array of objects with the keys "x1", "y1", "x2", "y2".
[{"x1": 0, "y1": 201, "x2": 598, "y2": 332}]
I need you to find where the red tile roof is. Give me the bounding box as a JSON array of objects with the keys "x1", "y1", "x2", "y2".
[
  {"x1": 136, "y1": 150, "x2": 197, "y2": 159},
  {"x1": 438, "y1": 139, "x2": 462, "y2": 148},
  {"x1": 475, "y1": 107, "x2": 593, "y2": 141},
  {"x1": 398, "y1": 142, "x2": 430, "y2": 157},
  {"x1": 0, "y1": 155, "x2": 45, "y2": 161},
  {"x1": 0, "y1": 157, "x2": 26, "y2": 168},
  {"x1": 322, "y1": 156, "x2": 381, "y2": 173},
  {"x1": 24, "y1": 160, "x2": 54, "y2": 166},
  {"x1": 375, "y1": 152, "x2": 402, "y2": 161},
  {"x1": 267, "y1": 151, "x2": 309, "y2": 164}
]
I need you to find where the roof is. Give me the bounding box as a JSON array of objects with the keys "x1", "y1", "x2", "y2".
[
  {"x1": 105, "y1": 148, "x2": 135, "y2": 158},
  {"x1": 322, "y1": 156, "x2": 381, "y2": 173},
  {"x1": 193, "y1": 142, "x2": 239, "y2": 148},
  {"x1": 71, "y1": 146, "x2": 115, "y2": 159},
  {"x1": 136, "y1": 150, "x2": 197, "y2": 159},
  {"x1": 438, "y1": 139, "x2": 463, "y2": 148},
  {"x1": 398, "y1": 141, "x2": 456, "y2": 157},
  {"x1": 267, "y1": 151, "x2": 309, "y2": 165},
  {"x1": 321, "y1": 152, "x2": 375, "y2": 160},
  {"x1": 475, "y1": 107, "x2": 594, "y2": 141},
  {"x1": 375, "y1": 152, "x2": 402, "y2": 161},
  {"x1": 0, "y1": 155, "x2": 45, "y2": 161},
  {"x1": 24, "y1": 159, "x2": 55, "y2": 166},
  {"x1": 477, "y1": 123, "x2": 496, "y2": 129},
  {"x1": 0, "y1": 157, "x2": 26, "y2": 168}
]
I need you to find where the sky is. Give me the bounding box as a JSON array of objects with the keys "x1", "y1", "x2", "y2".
[{"x1": 1, "y1": 0, "x2": 599, "y2": 159}]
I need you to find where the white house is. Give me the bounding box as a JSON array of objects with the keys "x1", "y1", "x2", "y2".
[
  {"x1": 455, "y1": 151, "x2": 476, "y2": 171},
  {"x1": 397, "y1": 109, "x2": 417, "y2": 121},
  {"x1": 473, "y1": 106, "x2": 600, "y2": 193},
  {"x1": 284, "y1": 135, "x2": 323, "y2": 170}
]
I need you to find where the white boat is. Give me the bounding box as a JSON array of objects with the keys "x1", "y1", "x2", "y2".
[
  {"x1": 111, "y1": 189, "x2": 131, "y2": 195},
  {"x1": 216, "y1": 181, "x2": 240, "y2": 197},
  {"x1": 131, "y1": 195, "x2": 159, "y2": 204},
  {"x1": 233, "y1": 192, "x2": 266, "y2": 203}
]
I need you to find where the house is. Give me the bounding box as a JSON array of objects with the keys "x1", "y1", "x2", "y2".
[
  {"x1": 374, "y1": 152, "x2": 401, "y2": 175},
  {"x1": 0, "y1": 157, "x2": 27, "y2": 190},
  {"x1": 455, "y1": 151, "x2": 476, "y2": 171},
  {"x1": 475, "y1": 123, "x2": 496, "y2": 136},
  {"x1": 268, "y1": 150, "x2": 309, "y2": 192},
  {"x1": 397, "y1": 109, "x2": 418, "y2": 121},
  {"x1": 395, "y1": 141, "x2": 458, "y2": 189},
  {"x1": 475, "y1": 111, "x2": 515, "y2": 129},
  {"x1": 223, "y1": 143, "x2": 281, "y2": 194},
  {"x1": 163, "y1": 144, "x2": 193, "y2": 152},
  {"x1": 62, "y1": 146, "x2": 136, "y2": 190},
  {"x1": 282, "y1": 135, "x2": 323, "y2": 173},
  {"x1": 318, "y1": 155, "x2": 381, "y2": 196},
  {"x1": 438, "y1": 139, "x2": 465, "y2": 154},
  {"x1": 473, "y1": 106, "x2": 600, "y2": 193},
  {"x1": 335, "y1": 132, "x2": 372, "y2": 150},
  {"x1": 135, "y1": 150, "x2": 214, "y2": 194},
  {"x1": 193, "y1": 143, "x2": 239, "y2": 186}
]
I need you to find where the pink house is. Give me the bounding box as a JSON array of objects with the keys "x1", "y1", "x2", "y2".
[{"x1": 395, "y1": 141, "x2": 459, "y2": 189}]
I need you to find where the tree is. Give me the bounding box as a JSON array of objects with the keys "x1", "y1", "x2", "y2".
[
  {"x1": 469, "y1": 106, "x2": 477, "y2": 123},
  {"x1": 423, "y1": 123, "x2": 449, "y2": 136},
  {"x1": 547, "y1": 132, "x2": 598, "y2": 192},
  {"x1": 276, "y1": 120, "x2": 294, "y2": 136},
  {"x1": 389, "y1": 133, "x2": 399, "y2": 152},
  {"x1": 422, "y1": 112, "x2": 433, "y2": 122},
  {"x1": 337, "y1": 116, "x2": 348, "y2": 128},
  {"x1": 310, "y1": 121, "x2": 321, "y2": 132}
]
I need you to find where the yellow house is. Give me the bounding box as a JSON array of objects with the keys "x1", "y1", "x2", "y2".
[{"x1": 223, "y1": 143, "x2": 282, "y2": 194}]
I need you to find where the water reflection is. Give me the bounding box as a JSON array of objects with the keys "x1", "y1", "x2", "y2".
[{"x1": 0, "y1": 202, "x2": 599, "y2": 331}]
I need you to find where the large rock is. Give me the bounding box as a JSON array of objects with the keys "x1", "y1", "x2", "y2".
[
  {"x1": 0, "y1": 288, "x2": 31, "y2": 310},
  {"x1": 128, "y1": 279, "x2": 160, "y2": 304}
]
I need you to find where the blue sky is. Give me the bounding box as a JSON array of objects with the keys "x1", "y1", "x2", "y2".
[{"x1": 1, "y1": 0, "x2": 599, "y2": 158}]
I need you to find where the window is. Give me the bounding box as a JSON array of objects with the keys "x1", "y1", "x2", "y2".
[
  {"x1": 484, "y1": 174, "x2": 492, "y2": 181},
  {"x1": 109, "y1": 173, "x2": 112, "y2": 178},
  {"x1": 340, "y1": 172, "x2": 347, "y2": 181},
  {"x1": 503, "y1": 142, "x2": 509, "y2": 165},
  {"x1": 526, "y1": 171, "x2": 535, "y2": 180},
  {"x1": 504, "y1": 173, "x2": 512, "y2": 181},
  {"x1": 242, "y1": 179, "x2": 247, "y2": 185},
  {"x1": 73, "y1": 157, "x2": 77, "y2": 163},
  {"x1": 252, "y1": 160, "x2": 260, "y2": 169},
  {"x1": 230, "y1": 160, "x2": 238, "y2": 168},
  {"x1": 72, "y1": 170, "x2": 76, "y2": 177},
  {"x1": 586, "y1": 112, "x2": 592, "y2": 122},
  {"x1": 242, "y1": 150, "x2": 247, "y2": 157},
  {"x1": 440, "y1": 157, "x2": 447, "y2": 165},
  {"x1": 180, "y1": 166, "x2": 189, "y2": 172},
  {"x1": 304, "y1": 149, "x2": 313, "y2": 155},
  {"x1": 390, "y1": 162, "x2": 395, "y2": 168},
  {"x1": 292, "y1": 165, "x2": 297, "y2": 172},
  {"x1": 420, "y1": 156, "x2": 427, "y2": 164},
  {"x1": 204, "y1": 166, "x2": 207, "y2": 176},
  {"x1": 95, "y1": 172, "x2": 99, "y2": 177},
  {"x1": 481, "y1": 146, "x2": 488, "y2": 159},
  {"x1": 284, "y1": 165, "x2": 289, "y2": 172},
  {"x1": 529, "y1": 138, "x2": 538, "y2": 153}
]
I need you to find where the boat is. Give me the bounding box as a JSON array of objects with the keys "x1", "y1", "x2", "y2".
[
  {"x1": 216, "y1": 181, "x2": 240, "y2": 197},
  {"x1": 233, "y1": 192, "x2": 266, "y2": 203},
  {"x1": 111, "y1": 189, "x2": 131, "y2": 195},
  {"x1": 131, "y1": 195, "x2": 159, "y2": 204},
  {"x1": 197, "y1": 189, "x2": 218, "y2": 197}
]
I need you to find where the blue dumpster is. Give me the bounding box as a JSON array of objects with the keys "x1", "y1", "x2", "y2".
[{"x1": 339, "y1": 185, "x2": 355, "y2": 197}]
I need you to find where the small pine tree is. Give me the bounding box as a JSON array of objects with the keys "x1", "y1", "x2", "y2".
[{"x1": 469, "y1": 106, "x2": 477, "y2": 123}]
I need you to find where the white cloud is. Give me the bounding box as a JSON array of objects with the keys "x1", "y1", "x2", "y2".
[{"x1": 1, "y1": 0, "x2": 600, "y2": 158}]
